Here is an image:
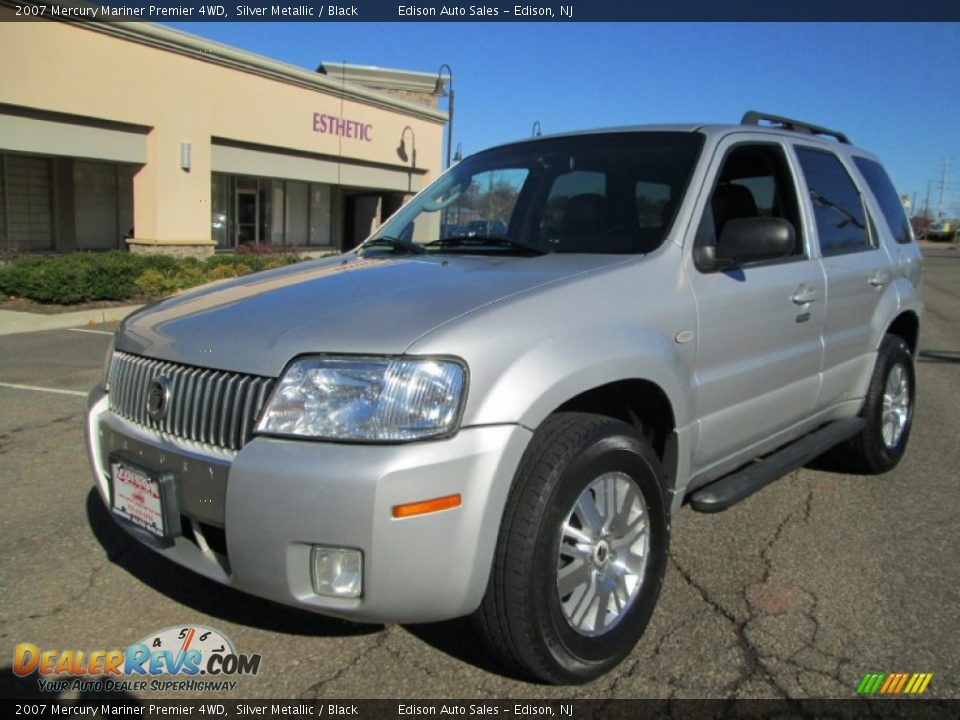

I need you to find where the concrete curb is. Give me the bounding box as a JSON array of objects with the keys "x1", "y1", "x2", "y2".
[{"x1": 0, "y1": 305, "x2": 143, "y2": 336}]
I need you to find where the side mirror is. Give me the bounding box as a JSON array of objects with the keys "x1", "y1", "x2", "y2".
[{"x1": 715, "y1": 217, "x2": 796, "y2": 267}]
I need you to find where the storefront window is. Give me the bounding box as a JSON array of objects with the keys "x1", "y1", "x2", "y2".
[
  {"x1": 211, "y1": 173, "x2": 230, "y2": 249},
  {"x1": 4, "y1": 154, "x2": 53, "y2": 251},
  {"x1": 309, "y1": 183, "x2": 333, "y2": 246},
  {"x1": 211, "y1": 174, "x2": 336, "y2": 249},
  {"x1": 285, "y1": 181, "x2": 308, "y2": 245}
]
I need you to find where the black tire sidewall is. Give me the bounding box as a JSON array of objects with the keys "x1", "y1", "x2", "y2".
[
  {"x1": 866, "y1": 337, "x2": 915, "y2": 469},
  {"x1": 529, "y1": 428, "x2": 668, "y2": 678}
]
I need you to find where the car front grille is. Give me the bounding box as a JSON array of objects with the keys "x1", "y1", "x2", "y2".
[{"x1": 107, "y1": 351, "x2": 275, "y2": 452}]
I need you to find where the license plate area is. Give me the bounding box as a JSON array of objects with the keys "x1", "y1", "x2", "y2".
[{"x1": 109, "y1": 456, "x2": 180, "y2": 546}]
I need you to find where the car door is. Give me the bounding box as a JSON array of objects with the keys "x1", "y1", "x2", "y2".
[
  {"x1": 793, "y1": 146, "x2": 893, "y2": 410},
  {"x1": 686, "y1": 138, "x2": 825, "y2": 475}
]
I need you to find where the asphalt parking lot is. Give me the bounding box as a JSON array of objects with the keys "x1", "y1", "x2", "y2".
[{"x1": 1, "y1": 247, "x2": 958, "y2": 701}]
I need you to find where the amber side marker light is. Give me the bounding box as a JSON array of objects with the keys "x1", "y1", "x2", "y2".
[{"x1": 392, "y1": 494, "x2": 462, "y2": 518}]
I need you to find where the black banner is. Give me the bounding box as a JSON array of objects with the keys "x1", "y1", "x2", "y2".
[
  {"x1": 3, "y1": 699, "x2": 960, "y2": 719},
  {"x1": 4, "y1": 0, "x2": 960, "y2": 22}
]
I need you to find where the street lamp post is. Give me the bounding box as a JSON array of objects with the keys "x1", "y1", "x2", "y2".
[
  {"x1": 434, "y1": 64, "x2": 454, "y2": 169},
  {"x1": 532, "y1": 120, "x2": 542, "y2": 137}
]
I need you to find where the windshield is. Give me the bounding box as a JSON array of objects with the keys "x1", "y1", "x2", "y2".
[{"x1": 367, "y1": 132, "x2": 704, "y2": 255}]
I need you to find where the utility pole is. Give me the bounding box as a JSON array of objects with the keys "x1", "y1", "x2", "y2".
[
  {"x1": 923, "y1": 181, "x2": 932, "y2": 219},
  {"x1": 936, "y1": 158, "x2": 950, "y2": 219}
]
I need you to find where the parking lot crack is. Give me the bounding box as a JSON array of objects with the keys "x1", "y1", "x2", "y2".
[
  {"x1": 598, "y1": 617, "x2": 688, "y2": 696},
  {"x1": 5, "y1": 413, "x2": 83, "y2": 437},
  {"x1": 669, "y1": 552, "x2": 790, "y2": 698},
  {"x1": 299, "y1": 627, "x2": 391, "y2": 697},
  {"x1": 24, "y1": 561, "x2": 106, "y2": 623}
]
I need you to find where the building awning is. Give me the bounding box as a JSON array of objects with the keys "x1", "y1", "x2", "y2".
[
  {"x1": 0, "y1": 111, "x2": 147, "y2": 164},
  {"x1": 211, "y1": 140, "x2": 426, "y2": 193}
]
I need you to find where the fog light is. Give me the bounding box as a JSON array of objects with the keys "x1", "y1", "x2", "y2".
[{"x1": 311, "y1": 546, "x2": 363, "y2": 599}]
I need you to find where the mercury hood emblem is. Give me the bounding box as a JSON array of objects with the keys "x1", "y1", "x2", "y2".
[{"x1": 146, "y1": 376, "x2": 172, "y2": 422}]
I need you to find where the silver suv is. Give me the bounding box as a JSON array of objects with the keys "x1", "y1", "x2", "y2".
[{"x1": 86, "y1": 112, "x2": 923, "y2": 684}]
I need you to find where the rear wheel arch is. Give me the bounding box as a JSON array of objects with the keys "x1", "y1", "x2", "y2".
[{"x1": 885, "y1": 311, "x2": 919, "y2": 355}]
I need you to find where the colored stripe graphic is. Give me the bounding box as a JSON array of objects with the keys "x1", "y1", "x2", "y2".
[
  {"x1": 857, "y1": 672, "x2": 932, "y2": 695},
  {"x1": 879, "y1": 674, "x2": 897, "y2": 693}
]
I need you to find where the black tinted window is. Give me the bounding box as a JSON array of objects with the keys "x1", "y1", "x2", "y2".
[
  {"x1": 854, "y1": 157, "x2": 912, "y2": 244},
  {"x1": 373, "y1": 132, "x2": 704, "y2": 255},
  {"x1": 796, "y1": 148, "x2": 872, "y2": 256}
]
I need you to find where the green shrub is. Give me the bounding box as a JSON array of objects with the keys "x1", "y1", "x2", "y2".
[
  {"x1": 134, "y1": 268, "x2": 177, "y2": 298},
  {"x1": 0, "y1": 250, "x2": 306, "y2": 304}
]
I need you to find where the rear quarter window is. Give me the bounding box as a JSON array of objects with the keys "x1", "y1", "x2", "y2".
[{"x1": 853, "y1": 157, "x2": 913, "y2": 245}]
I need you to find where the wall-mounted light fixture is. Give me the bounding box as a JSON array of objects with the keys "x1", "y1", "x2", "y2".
[
  {"x1": 179, "y1": 142, "x2": 191, "y2": 171},
  {"x1": 397, "y1": 126, "x2": 416, "y2": 168},
  {"x1": 432, "y1": 64, "x2": 454, "y2": 169}
]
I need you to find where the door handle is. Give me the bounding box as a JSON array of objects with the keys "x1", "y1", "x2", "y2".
[
  {"x1": 869, "y1": 269, "x2": 891, "y2": 287},
  {"x1": 791, "y1": 285, "x2": 818, "y2": 305}
]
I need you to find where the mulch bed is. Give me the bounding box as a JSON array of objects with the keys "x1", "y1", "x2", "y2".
[{"x1": 0, "y1": 296, "x2": 150, "y2": 315}]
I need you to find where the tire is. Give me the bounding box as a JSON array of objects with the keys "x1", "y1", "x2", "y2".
[
  {"x1": 474, "y1": 412, "x2": 669, "y2": 684},
  {"x1": 839, "y1": 334, "x2": 916, "y2": 474}
]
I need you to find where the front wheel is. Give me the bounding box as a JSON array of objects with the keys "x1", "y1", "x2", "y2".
[{"x1": 474, "y1": 412, "x2": 668, "y2": 684}]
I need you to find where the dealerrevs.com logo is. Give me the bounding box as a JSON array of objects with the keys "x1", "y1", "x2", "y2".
[{"x1": 13, "y1": 625, "x2": 261, "y2": 693}]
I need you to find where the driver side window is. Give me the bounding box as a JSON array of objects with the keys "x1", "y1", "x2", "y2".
[{"x1": 695, "y1": 143, "x2": 804, "y2": 268}]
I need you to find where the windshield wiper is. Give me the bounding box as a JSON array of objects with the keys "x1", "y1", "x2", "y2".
[
  {"x1": 424, "y1": 236, "x2": 545, "y2": 255},
  {"x1": 358, "y1": 236, "x2": 425, "y2": 255}
]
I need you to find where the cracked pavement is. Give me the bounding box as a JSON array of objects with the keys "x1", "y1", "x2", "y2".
[{"x1": 1, "y1": 247, "x2": 958, "y2": 700}]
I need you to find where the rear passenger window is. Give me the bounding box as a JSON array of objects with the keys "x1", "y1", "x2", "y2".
[
  {"x1": 796, "y1": 148, "x2": 873, "y2": 256},
  {"x1": 853, "y1": 157, "x2": 913, "y2": 244}
]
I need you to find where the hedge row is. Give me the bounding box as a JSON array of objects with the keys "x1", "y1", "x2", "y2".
[{"x1": 0, "y1": 251, "x2": 305, "y2": 305}]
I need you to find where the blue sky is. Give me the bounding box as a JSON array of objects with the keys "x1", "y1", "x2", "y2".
[{"x1": 167, "y1": 22, "x2": 960, "y2": 217}]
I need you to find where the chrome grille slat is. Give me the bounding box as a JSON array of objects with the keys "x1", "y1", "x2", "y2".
[
  {"x1": 179, "y1": 368, "x2": 198, "y2": 439},
  {"x1": 240, "y1": 378, "x2": 260, "y2": 446},
  {"x1": 118, "y1": 355, "x2": 134, "y2": 416},
  {"x1": 229, "y1": 376, "x2": 249, "y2": 450},
  {"x1": 171, "y1": 368, "x2": 186, "y2": 437},
  {"x1": 178, "y1": 370, "x2": 201, "y2": 438},
  {"x1": 199, "y1": 371, "x2": 217, "y2": 443},
  {"x1": 134, "y1": 358, "x2": 151, "y2": 425},
  {"x1": 162, "y1": 363, "x2": 177, "y2": 435},
  {"x1": 192, "y1": 369, "x2": 211, "y2": 443},
  {"x1": 210, "y1": 373, "x2": 227, "y2": 449},
  {"x1": 106, "y1": 351, "x2": 273, "y2": 452},
  {"x1": 219, "y1": 375, "x2": 238, "y2": 449}
]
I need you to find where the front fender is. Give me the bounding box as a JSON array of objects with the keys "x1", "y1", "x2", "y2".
[{"x1": 467, "y1": 323, "x2": 693, "y2": 432}]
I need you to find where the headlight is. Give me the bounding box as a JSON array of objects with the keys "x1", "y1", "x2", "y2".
[{"x1": 256, "y1": 356, "x2": 467, "y2": 442}]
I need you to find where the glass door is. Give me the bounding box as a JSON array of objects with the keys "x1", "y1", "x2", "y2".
[{"x1": 235, "y1": 184, "x2": 259, "y2": 245}]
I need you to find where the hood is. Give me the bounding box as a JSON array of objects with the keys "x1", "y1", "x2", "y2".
[{"x1": 117, "y1": 252, "x2": 630, "y2": 377}]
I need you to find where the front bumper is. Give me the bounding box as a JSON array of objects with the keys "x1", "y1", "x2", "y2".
[{"x1": 85, "y1": 386, "x2": 531, "y2": 623}]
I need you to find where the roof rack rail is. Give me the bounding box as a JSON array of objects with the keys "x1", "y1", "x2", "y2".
[{"x1": 741, "y1": 111, "x2": 851, "y2": 145}]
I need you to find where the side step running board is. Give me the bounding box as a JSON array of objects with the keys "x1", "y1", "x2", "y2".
[{"x1": 689, "y1": 418, "x2": 866, "y2": 513}]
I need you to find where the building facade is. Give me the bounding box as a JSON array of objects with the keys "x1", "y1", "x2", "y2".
[{"x1": 0, "y1": 5, "x2": 447, "y2": 257}]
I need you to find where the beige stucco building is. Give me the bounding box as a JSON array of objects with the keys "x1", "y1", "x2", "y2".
[{"x1": 0, "y1": 3, "x2": 447, "y2": 257}]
